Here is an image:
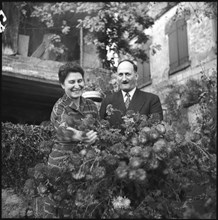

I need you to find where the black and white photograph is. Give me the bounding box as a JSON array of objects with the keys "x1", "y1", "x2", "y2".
[{"x1": 1, "y1": 2, "x2": 217, "y2": 219}]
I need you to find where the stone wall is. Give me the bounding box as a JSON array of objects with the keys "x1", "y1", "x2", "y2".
[
  {"x1": 2, "y1": 54, "x2": 102, "y2": 84},
  {"x1": 139, "y1": 2, "x2": 217, "y2": 124},
  {"x1": 2, "y1": 54, "x2": 103, "y2": 124},
  {"x1": 83, "y1": 43, "x2": 101, "y2": 69},
  {"x1": 138, "y1": 2, "x2": 217, "y2": 126},
  {"x1": 2, "y1": 54, "x2": 63, "y2": 83},
  {"x1": 141, "y1": 2, "x2": 217, "y2": 104}
]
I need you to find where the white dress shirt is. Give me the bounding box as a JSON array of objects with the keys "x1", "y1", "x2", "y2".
[{"x1": 121, "y1": 87, "x2": 136, "y2": 103}]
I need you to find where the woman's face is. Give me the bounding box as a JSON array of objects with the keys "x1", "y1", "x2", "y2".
[{"x1": 61, "y1": 72, "x2": 85, "y2": 99}]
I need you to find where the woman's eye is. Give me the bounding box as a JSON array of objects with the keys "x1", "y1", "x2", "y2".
[{"x1": 78, "y1": 79, "x2": 83, "y2": 83}]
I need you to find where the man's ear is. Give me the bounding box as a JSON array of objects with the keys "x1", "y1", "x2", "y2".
[{"x1": 135, "y1": 73, "x2": 139, "y2": 80}]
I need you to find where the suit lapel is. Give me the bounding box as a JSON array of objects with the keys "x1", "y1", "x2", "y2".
[
  {"x1": 113, "y1": 90, "x2": 126, "y2": 114},
  {"x1": 129, "y1": 88, "x2": 145, "y2": 113}
]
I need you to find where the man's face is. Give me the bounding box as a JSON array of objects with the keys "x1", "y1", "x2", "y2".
[
  {"x1": 61, "y1": 72, "x2": 85, "y2": 99},
  {"x1": 117, "y1": 61, "x2": 138, "y2": 92}
]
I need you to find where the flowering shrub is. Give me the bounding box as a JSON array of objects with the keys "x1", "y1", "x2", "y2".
[
  {"x1": 196, "y1": 70, "x2": 217, "y2": 154},
  {"x1": 83, "y1": 68, "x2": 115, "y2": 96},
  {"x1": 23, "y1": 106, "x2": 216, "y2": 218},
  {"x1": 164, "y1": 69, "x2": 217, "y2": 149},
  {"x1": 3, "y1": 69, "x2": 216, "y2": 218},
  {"x1": 161, "y1": 69, "x2": 217, "y2": 218},
  {"x1": 1, "y1": 122, "x2": 55, "y2": 192}
]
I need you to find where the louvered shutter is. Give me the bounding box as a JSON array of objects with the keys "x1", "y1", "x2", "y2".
[
  {"x1": 142, "y1": 59, "x2": 151, "y2": 83},
  {"x1": 168, "y1": 17, "x2": 189, "y2": 73},
  {"x1": 177, "y1": 19, "x2": 189, "y2": 65},
  {"x1": 137, "y1": 60, "x2": 143, "y2": 86},
  {"x1": 168, "y1": 23, "x2": 179, "y2": 70},
  {"x1": 137, "y1": 48, "x2": 151, "y2": 87}
]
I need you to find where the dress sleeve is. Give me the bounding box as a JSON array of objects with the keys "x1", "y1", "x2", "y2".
[
  {"x1": 50, "y1": 100, "x2": 67, "y2": 130},
  {"x1": 50, "y1": 101, "x2": 79, "y2": 142}
]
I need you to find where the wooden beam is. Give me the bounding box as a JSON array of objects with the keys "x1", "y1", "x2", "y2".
[
  {"x1": 2, "y1": 75, "x2": 63, "y2": 98},
  {"x1": 80, "y1": 27, "x2": 83, "y2": 67}
]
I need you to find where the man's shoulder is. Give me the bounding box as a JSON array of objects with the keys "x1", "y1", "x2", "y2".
[
  {"x1": 137, "y1": 89, "x2": 159, "y2": 99},
  {"x1": 104, "y1": 91, "x2": 121, "y2": 100}
]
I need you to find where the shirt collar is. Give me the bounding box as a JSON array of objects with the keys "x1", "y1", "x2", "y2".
[
  {"x1": 62, "y1": 93, "x2": 86, "y2": 111},
  {"x1": 121, "y1": 87, "x2": 136, "y2": 100}
]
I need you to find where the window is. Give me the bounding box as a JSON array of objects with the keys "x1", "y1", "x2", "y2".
[
  {"x1": 137, "y1": 47, "x2": 152, "y2": 88},
  {"x1": 167, "y1": 18, "x2": 190, "y2": 74}
]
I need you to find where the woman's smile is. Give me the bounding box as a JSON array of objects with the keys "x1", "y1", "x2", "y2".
[{"x1": 61, "y1": 72, "x2": 85, "y2": 99}]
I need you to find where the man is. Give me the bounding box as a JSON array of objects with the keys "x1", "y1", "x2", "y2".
[{"x1": 99, "y1": 59, "x2": 163, "y2": 128}]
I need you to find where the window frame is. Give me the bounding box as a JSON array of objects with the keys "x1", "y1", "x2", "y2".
[
  {"x1": 137, "y1": 45, "x2": 152, "y2": 88},
  {"x1": 167, "y1": 17, "x2": 191, "y2": 75}
]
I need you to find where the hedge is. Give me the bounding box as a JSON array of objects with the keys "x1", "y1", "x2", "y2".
[{"x1": 1, "y1": 122, "x2": 54, "y2": 192}]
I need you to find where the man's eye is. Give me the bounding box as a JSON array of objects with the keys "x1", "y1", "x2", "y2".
[
  {"x1": 78, "y1": 79, "x2": 83, "y2": 83},
  {"x1": 118, "y1": 73, "x2": 123, "y2": 77}
]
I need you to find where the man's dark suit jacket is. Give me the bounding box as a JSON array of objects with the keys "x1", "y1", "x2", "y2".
[{"x1": 99, "y1": 88, "x2": 163, "y2": 128}]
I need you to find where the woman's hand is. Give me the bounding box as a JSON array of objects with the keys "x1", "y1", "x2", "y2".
[
  {"x1": 83, "y1": 130, "x2": 98, "y2": 144},
  {"x1": 66, "y1": 127, "x2": 97, "y2": 144}
]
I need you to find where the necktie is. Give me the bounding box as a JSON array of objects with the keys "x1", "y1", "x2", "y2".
[{"x1": 125, "y1": 92, "x2": 131, "y2": 109}]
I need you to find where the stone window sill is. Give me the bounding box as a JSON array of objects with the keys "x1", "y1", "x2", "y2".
[
  {"x1": 169, "y1": 60, "x2": 191, "y2": 75},
  {"x1": 138, "y1": 79, "x2": 152, "y2": 89}
]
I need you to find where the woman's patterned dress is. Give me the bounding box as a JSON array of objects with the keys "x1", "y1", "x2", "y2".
[{"x1": 44, "y1": 94, "x2": 99, "y2": 218}]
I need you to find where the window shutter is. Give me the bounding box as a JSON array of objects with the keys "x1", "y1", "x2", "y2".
[
  {"x1": 137, "y1": 61, "x2": 144, "y2": 86},
  {"x1": 177, "y1": 19, "x2": 189, "y2": 65},
  {"x1": 137, "y1": 56, "x2": 151, "y2": 87},
  {"x1": 168, "y1": 28, "x2": 179, "y2": 70},
  {"x1": 168, "y1": 17, "x2": 190, "y2": 73},
  {"x1": 142, "y1": 60, "x2": 151, "y2": 83}
]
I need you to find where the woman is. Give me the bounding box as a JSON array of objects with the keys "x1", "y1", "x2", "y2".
[{"x1": 44, "y1": 62, "x2": 99, "y2": 218}]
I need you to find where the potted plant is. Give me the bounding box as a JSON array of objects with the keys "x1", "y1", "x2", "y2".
[{"x1": 82, "y1": 68, "x2": 119, "y2": 109}]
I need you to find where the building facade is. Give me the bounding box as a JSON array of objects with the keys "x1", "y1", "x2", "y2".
[
  {"x1": 137, "y1": 2, "x2": 217, "y2": 107},
  {"x1": 1, "y1": 2, "x2": 217, "y2": 125},
  {"x1": 1, "y1": 2, "x2": 102, "y2": 124}
]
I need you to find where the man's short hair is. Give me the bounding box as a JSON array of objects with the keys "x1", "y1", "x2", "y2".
[
  {"x1": 58, "y1": 62, "x2": 84, "y2": 84},
  {"x1": 117, "y1": 59, "x2": 138, "y2": 72}
]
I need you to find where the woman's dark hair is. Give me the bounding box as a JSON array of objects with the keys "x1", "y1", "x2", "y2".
[
  {"x1": 117, "y1": 59, "x2": 138, "y2": 72},
  {"x1": 58, "y1": 62, "x2": 85, "y2": 84}
]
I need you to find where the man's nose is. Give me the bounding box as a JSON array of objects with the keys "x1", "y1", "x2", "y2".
[{"x1": 122, "y1": 75, "x2": 127, "y2": 81}]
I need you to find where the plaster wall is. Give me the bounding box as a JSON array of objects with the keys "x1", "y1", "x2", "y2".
[
  {"x1": 141, "y1": 2, "x2": 217, "y2": 105},
  {"x1": 83, "y1": 43, "x2": 101, "y2": 69},
  {"x1": 2, "y1": 54, "x2": 103, "y2": 124}
]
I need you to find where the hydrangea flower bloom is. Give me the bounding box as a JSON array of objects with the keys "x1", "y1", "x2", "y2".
[{"x1": 112, "y1": 196, "x2": 131, "y2": 209}]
